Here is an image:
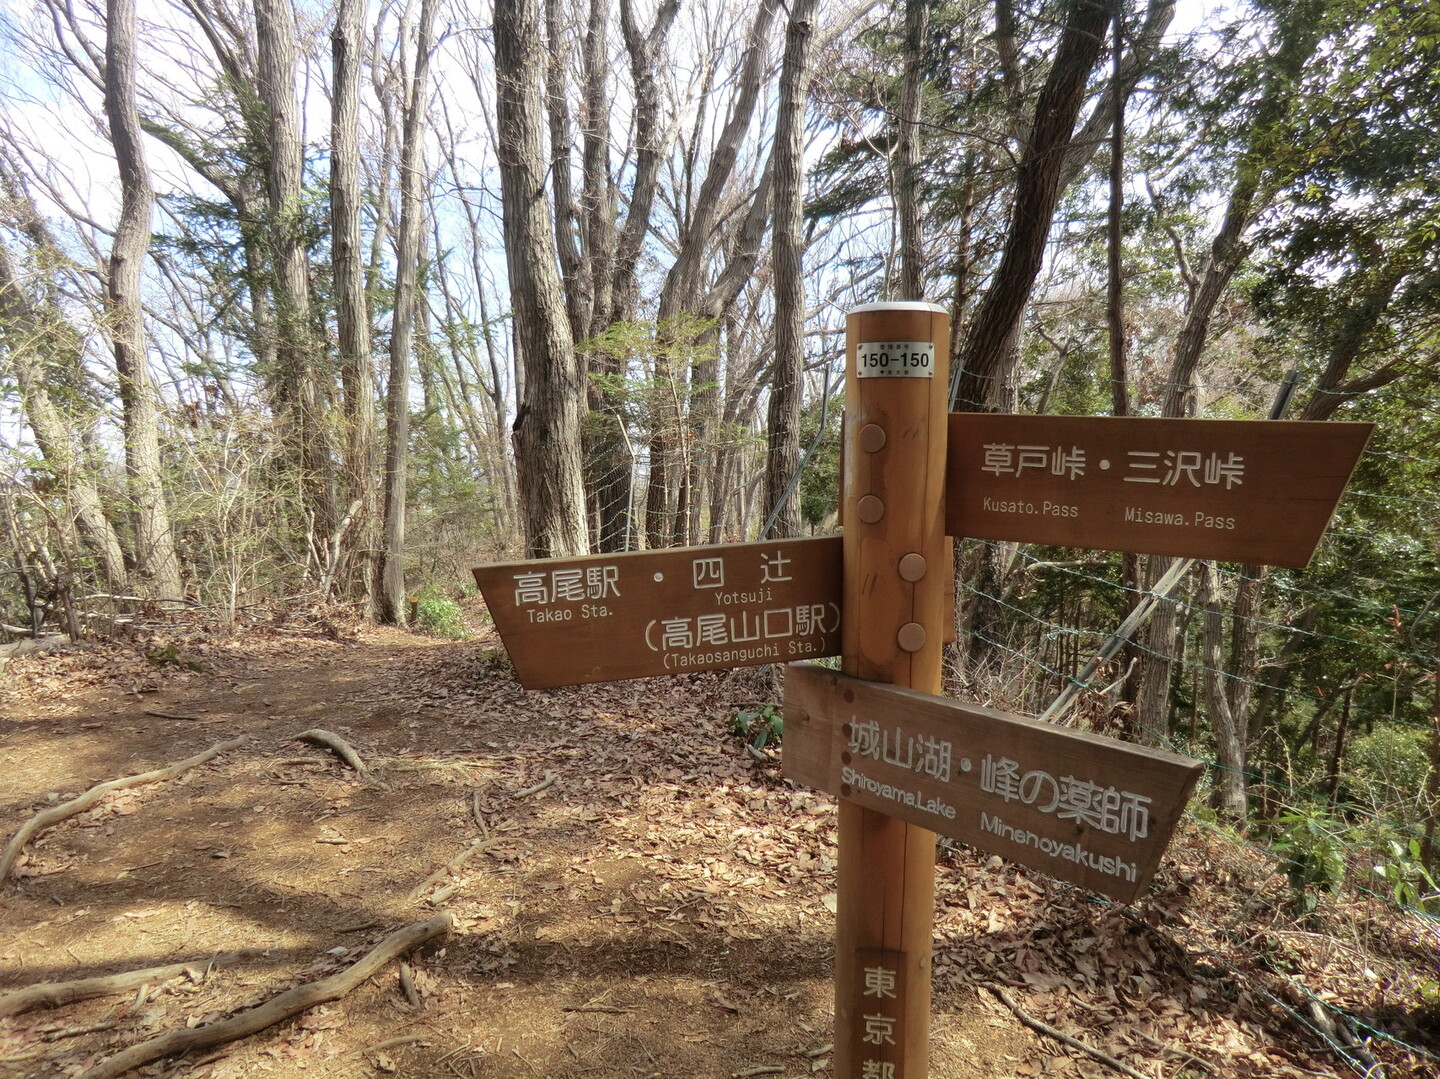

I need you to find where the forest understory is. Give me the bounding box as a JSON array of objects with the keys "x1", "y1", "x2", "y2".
[{"x1": 1, "y1": 610, "x2": 1437, "y2": 1079}]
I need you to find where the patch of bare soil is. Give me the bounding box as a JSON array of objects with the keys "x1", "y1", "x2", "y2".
[{"x1": 1, "y1": 621, "x2": 1436, "y2": 1078}]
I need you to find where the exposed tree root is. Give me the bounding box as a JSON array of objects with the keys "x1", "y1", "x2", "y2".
[
  {"x1": 76, "y1": 914, "x2": 452, "y2": 1079},
  {"x1": 0, "y1": 949, "x2": 267, "y2": 1018},
  {"x1": 407, "y1": 838, "x2": 497, "y2": 901},
  {"x1": 398, "y1": 962, "x2": 422, "y2": 1009},
  {"x1": 515, "y1": 771, "x2": 556, "y2": 798},
  {"x1": 984, "y1": 983, "x2": 1151, "y2": 1079},
  {"x1": 0, "y1": 737, "x2": 247, "y2": 884},
  {"x1": 292, "y1": 728, "x2": 384, "y2": 786}
]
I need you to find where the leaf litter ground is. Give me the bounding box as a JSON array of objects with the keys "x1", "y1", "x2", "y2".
[{"x1": 1, "y1": 616, "x2": 1436, "y2": 1078}]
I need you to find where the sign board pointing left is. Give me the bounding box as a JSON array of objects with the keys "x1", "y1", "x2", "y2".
[
  {"x1": 783, "y1": 663, "x2": 1204, "y2": 903},
  {"x1": 473, "y1": 536, "x2": 842, "y2": 689}
]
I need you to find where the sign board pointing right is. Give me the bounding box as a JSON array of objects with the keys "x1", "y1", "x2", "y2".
[
  {"x1": 947, "y1": 415, "x2": 1373, "y2": 567},
  {"x1": 783, "y1": 663, "x2": 1204, "y2": 904}
]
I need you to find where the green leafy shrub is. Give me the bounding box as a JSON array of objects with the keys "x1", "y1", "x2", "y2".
[
  {"x1": 730, "y1": 703, "x2": 783, "y2": 752},
  {"x1": 413, "y1": 594, "x2": 468, "y2": 639},
  {"x1": 1271, "y1": 806, "x2": 1347, "y2": 916},
  {"x1": 1346, "y1": 726, "x2": 1433, "y2": 824},
  {"x1": 1372, "y1": 837, "x2": 1439, "y2": 912}
]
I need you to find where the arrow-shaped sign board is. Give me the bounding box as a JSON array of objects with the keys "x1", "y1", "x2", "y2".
[
  {"x1": 783, "y1": 663, "x2": 1204, "y2": 903},
  {"x1": 947, "y1": 415, "x2": 1373, "y2": 567},
  {"x1": 473, "y1": 536, "x2": 842, "y2": 689}
]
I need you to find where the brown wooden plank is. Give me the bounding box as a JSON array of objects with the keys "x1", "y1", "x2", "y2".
[
  {"x1": 947, "y1": 415, "x2": 1372, "y2": 567},
  {"x1": 472, "y1": 536, "x2": 841, "y2": 689},
  {"x1": 783, "y1": 664, "x2": 1204, "y2": 904}
]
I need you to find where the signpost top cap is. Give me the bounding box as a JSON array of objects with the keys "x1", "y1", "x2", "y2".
[{"x1": 848, "y1": 301, "x2": 947, "y2": 315}]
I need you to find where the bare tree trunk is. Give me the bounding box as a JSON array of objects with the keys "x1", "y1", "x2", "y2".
[
  {"x1": 376, "y1": 0, "x2": 438, "y2": 624},
  {"x1": 1134, "y1": 7, "x2": 1327, "y2": 740},
  {"x1": 104, "y1": 0, "x2": 183, "y2": 603},
  {"x1": 1134, "y1": 556, "x2": 1180, "y2": 747},
  {"x1": 1105, "y1": 7, "x2": 1142, "y2": 703},
  {"x1": 331, "y1": 0, "x2": 377, "y2": 615},
  {"x1": 647, "y1": 0, "x2": 778, "y2": 547},
  {"x1": 895, "y1": 0, "x2": 927, "y2": 299},
  {"x1": 765, "y1": 0, "x2": 817, "y2": 539},
  {"x1": 1199, "y1": 562, "x2": 1247, "y2": 820},
  {"x1": 257, "y1": 0, "x2": 334, "y2": 567},
  {"x1": 495, "y1": 0, "x2": 589, "y2": 558},
  {"x1": 951, "y1": 0, "x2": 1115, "y2": 412}
]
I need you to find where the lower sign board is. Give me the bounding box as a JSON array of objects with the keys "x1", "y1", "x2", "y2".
[
  {"x1": 783, "y1": 664, "x2": 1203, "y2": 903},
  {"x1": 473, "y1": 536, "x2": 842, "y2": 690},
  {"x1": 947, "y1": 414, "x2": 1372, "y2": 567}
]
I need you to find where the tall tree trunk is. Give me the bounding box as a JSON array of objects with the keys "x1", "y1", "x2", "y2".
[
  {"x1": 1199, "y1": 562, "x2": 1247, "y2": 820},
  {"x1": 1133, "y1": 556, "x2": 1182, "y2": 746},
  {"x1": 257, "y1": 0, "x2": 334, "y2": 567},
  {"x1": 951, "y1": 0, "x2": 1115, "y2": 412},
  {"x1": 1106, "y1": 6, "x2": 1141, "y2": 702},
  {"x1": 104, "y1": 0, "x2": 183, "y2": 603},
  {"x1": 331, "y1": 0, "x2": 378, "y2": 614},
  {"x1": 1158, "y1": 0, "x2": 1326, "y2": 417},
  {"x1": 895, "y1": 0, "x2": 927, "y2": 299},
  {"x1": 495, "y1": 0, "x2": 589, "y2": 558},
  {"x1": 949, "y1": 0, "x2": 1116, "y2": 678},
  {"x1": 649, "y1": 0, "x2": 778, "y2": 547},
  {"x1": 765, "y1": 0, "x2": 817, "y2": 539},
  {"x1": 376, "y1": 0, "x2": 438, "y2": 624},
  {"x1": 1134, "y1": 5, "x2": 1327, "y2": 741}
]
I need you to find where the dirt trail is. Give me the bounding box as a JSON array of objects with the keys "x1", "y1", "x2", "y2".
[
  {"x1": 5, "y1": 625, "x2": 1436, "y2": 1078},
  {"x1": 1, "y1": 627, "x2": 1048, "y2": 1078}
]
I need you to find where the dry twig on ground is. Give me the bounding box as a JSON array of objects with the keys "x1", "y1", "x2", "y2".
[
  {"x1": 0, "y1": 737, "x2": 247, "y2": 883},
  {"x1": 514, "y1": 771, "x2": 557, "y2": 798},
  {"x1": 984, "y1": 983, "x2": 1152, "y2": 1079},
  {"x1": 0, "y1": 949, "x2": 267, "y2": 1018},
  {"x1": 75, "y1": 914, "x2": 452, "y2": 1079},
  {"x1": 406, "y1": 838, "x2": 497, "y2": 901}
]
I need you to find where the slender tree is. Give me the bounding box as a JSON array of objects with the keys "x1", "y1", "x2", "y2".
[
  {"x1": 330, "y1": 0, "x2": 378, "y2": 611},
  {"x1": 494, "y1": 0, "x2": 589, "y2": 558},
  {"x1": 256, "y1": 0, "x2": 335, "y2": 566},
  {"x1": 104, "y1": 0, "x2": 183, "y2": 602},
  {"x1": 765, "y1": 0, "x2": 819, "y2": 538},
  {"x1": 376, "y1": 0, "x2": 439, "y2": 623}
]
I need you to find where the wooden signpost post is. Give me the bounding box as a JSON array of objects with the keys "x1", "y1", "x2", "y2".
[{"x1": 472, "y1": 301, "x2": 1372, "y2": 1079}]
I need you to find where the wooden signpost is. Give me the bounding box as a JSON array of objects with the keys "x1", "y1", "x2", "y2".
[
  {"x1": 472, "y1": 302, "x2": 1372, "y2": 1079},
  {"x1": 472, "y1": 536, "x2": 841, "y2": 689},
  {"x1": 831, "y1": 301, "x2": 953, "y2": 1078},
  {"x1": 948, "y1": 413, "x2": 1371, "y2": 566},
  {"x1": 784, "y1": 664, "x2": 1203, "y2": 904}
]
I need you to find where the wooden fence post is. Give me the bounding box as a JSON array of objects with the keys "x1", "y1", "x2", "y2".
[{"x1": 835, "y1": 301, "x2": 950, "y2": 1079}]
